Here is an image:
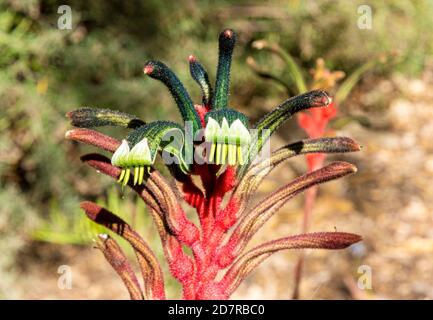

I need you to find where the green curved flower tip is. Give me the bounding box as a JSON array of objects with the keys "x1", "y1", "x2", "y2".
[
  {"x1": 143, "y1": 60, "x2": 202, "y2": 134},
  {"x1": 110, "y1": 120, "x2": 190, "y2": 186},
  {"x1": 189, "y1": 55, "x2": 212, "y2": 106},
  {"x1": 204, "y1": 109, "x2": 251, "y2": 165},
  {"x1": 111, "y1": 139, "x2": 152, "y2": 186},
  {"x1": 212, "y1": 28, "x2": 236, "y2": 110}
]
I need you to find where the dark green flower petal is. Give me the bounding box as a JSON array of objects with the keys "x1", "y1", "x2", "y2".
[
  {"x1": 67, "y1": 108, "x2": 144, "y2": 129},
  {"x1": 144, "y1": 61, "x2": 201, "y2": 133},
  {"x1": 127, "y1": 121, "x2": 190, "y2": 173},
  {"x1": 189, "y1": 55, "x2": 213, "y2": 106},
  {"x1": 212, "y1": 29, "x2": 236, "y2": 110},
  {"x1": 204, "y1": 108, "x2": 248, "y2": 128},
  {"x1": 246, "y1": 90, "x2": 332, "y2": 168}
]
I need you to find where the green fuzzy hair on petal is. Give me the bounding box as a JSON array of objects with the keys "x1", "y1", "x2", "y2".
[
  {"x1": 237, "y1": 90, "x2": 332, "y2": 177},
  {"x1": 212, "y1": 29, "x2": 237, "y2": 110},
  {"x1": 204, "y1": 108, "x2": 249, "y2": 128},
  {"x1": 144, "y1": 60, "x2": 202, "y2": 134},
  {"x1": 189, "y1": 55, "x2": 213, "y2": 106},
  {"x1": 126, "y1": 121, "x2": 190, "y2": 173},
  {"x1": 67, "y1": 108, "x2": 145, "y2": 129}
]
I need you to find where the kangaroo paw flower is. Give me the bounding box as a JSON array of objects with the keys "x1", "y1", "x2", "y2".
[
  {"x1": 66, "y1": 27, "x2": 362, "y2": 300},
  {"x1": 204, "y1": 109, "x2": 251, "y2": 166},
  {"x1": 111, "y1": 139, "x2": 152, "y2": 186}
]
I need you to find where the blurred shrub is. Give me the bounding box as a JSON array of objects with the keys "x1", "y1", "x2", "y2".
[{"x1": 30, "y1": 186, "x2": 160, "y2": 249}]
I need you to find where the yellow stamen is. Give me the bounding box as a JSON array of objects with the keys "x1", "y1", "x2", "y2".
[
  {"x1": 123, "y1": 168, "x2": 131, "y2": 186},
  {"x1": 237, "y1": 146, "x2": 244, "y2": 165},
  {"x1": 133, "y1": 166, "x2": 139, "y2": 185},
  {"x1": 117, "y1": 169, "x2": 126, "y2": 182},
  {"x1": 222, "y1": 143, "x2": 228, "y2": 164},
  {"x1": 209, "y1": 142, "x2": 216, "y2": 163},
  {"x1": 216, "y1": 143, "x2": 222, "y2": 165},
  {"x1": 228, "y1": 144, "x2": 236, "y2": 166},
  {"x1": 138, "y1": 166, "x2": 145, "y2": 185}
]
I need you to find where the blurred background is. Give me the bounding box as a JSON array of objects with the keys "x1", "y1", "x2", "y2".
[{"x1": 1, "y1": 0, "x2": 432, "y2": 299}]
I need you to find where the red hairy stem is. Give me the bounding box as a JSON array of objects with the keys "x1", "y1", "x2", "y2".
[
  {"x1": 81, "y1": 154, "x2": 197, "y2": 296},
  {"x1": 180, "y1": 176, "x2": 205, "y2": 210},
  {"x1": 205, "y1": 166, "x2": 237, "y2": 240},
  {"x1": 95, "y1": 234, "x2": 144, "y2": 300},
  {"x1": 81, "y1": 201, "x2": 166, "y2": 299},
  {"x1": 178, "y1": 176, "x2": 217, "y2": 286},
  {"x1": 181, "y1": 163, "x2": 238, "y2": 295},
  {"x1": 215, "y1": 162, "x2": 357, "y2": 268},
  {"x1": 302, "y1": 184, "x2": 319, "y2": 233},
  {"x1": 220, "y1": 232, "x2": 362, "y2": 296},
  {"x1": 293, "y1": 103, "x2": 336, "y2": 299},
  {"x1": 291, "y1": 185, "x2": 318, "y2": 300},
  {"x1": 189, "y1": 163, "x2": 217, "y2": 240},
  {"x1": 67, "y1": 129, "x2": 201, "y2": 245},
  {"x1": 194, "y1": 168, "x2": 240, "y2": 293},
  {"x1": 66, "y1": 128, "x2": 120, "y2": 152},
  {"x1": 66, "y1": 88, "x2": 360, "y2": 299}
]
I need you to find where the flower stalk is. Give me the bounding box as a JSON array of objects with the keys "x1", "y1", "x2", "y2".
[
  {"x1": 248, "y1": 43, "x2": 375, "y2": 299},
  {"x1": 65, "y1": 28, "x2": 362, "y2": 299}
]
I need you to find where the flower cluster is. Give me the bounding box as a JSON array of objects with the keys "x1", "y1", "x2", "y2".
[{"x1": 66, "y1": 28, "x2": 361, "y2": 299}]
